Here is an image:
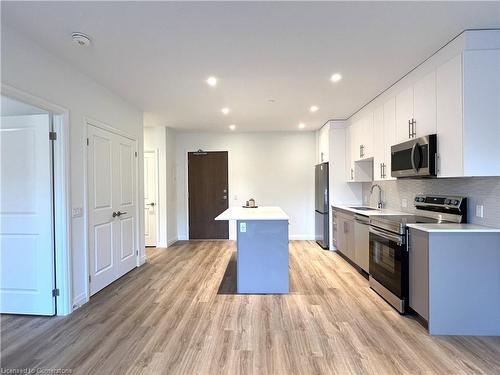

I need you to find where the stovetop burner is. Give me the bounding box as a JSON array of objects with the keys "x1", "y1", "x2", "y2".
[{"x1": 369, "y1": 194, "x2": 467, "y2": 235}]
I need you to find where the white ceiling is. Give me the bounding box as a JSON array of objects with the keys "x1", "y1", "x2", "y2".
[{"x1": 2, "y1": 2, "x2": 499, "y2": 131}]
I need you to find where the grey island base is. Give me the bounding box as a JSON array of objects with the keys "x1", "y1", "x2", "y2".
[{"x1": 215, "y1": 207, "x2": 289, "y2": 294}]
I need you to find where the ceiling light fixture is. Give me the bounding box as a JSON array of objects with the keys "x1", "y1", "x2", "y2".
[
  {"x1": 229, "y1": 124, "x2": 236, "y2": 131},
  {"x1": 298, "y1": 122, "x2": 306, "y2": 129},
  {"x1": 206, "y1": 76, "x2": 217, "y2": 87},
  {"x1": 221, "y1": 107, "x2": 230, "y2": 115},
  {"x1": 310, "y1": 105, "x2": 319, "y2": 113},
  {"x1": 71, "y1": 32, "x2": 91, "y2": 47},
  {"x1": 330, "y1": 73, "x2": 342, "y2": 83}
]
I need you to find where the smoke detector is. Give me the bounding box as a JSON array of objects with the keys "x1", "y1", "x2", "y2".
[{"x1": 71, "y1": 32, "x2": 91, "y2": 47}]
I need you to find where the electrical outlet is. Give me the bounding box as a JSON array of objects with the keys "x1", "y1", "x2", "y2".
[
  {"x1": 234, "y1": 195, "x2": 238, "y2": 201},
  {"x1": 475, "y1": 205, "x2": 484, "y2": 218},
  {"x1": 72, "y1": 207, "x2": 83, "y2": 218},
  {"x1": 401, "y1": 198, "x2": 408, "y2": 208},
  {"x1": 240, "y1": 222, "x2": 247, "y2": 233}
]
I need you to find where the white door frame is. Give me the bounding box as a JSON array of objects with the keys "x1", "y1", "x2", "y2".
[
  {"x1": 144, "y1": 149, "x2": 159, "y2": 247},
  {"x1": 84, "y1": 118, "x2": 141, "y2": 300},
  {"x1": 1, "y1": 84, "x2": 72, "y2": 315}
]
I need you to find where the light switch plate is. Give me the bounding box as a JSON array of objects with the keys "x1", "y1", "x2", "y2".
[
  {"x1": 475, "y1": 205, "x2": 484, "y2": 218},
  {"x1": 72, "y1": 207, "x2": 83, "y2": 218},
  {"x1": 240, "y1": 222, "x2": 247, "y2": 233},
  {"x1": 402, "y1": 198, "x2": 408, "y2": 208}
]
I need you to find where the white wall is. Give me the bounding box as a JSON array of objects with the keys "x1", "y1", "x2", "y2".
[
  {"x1": 175, "y1": 131, "x2": 316, "y2": 240},
  {"x1": 1, "y1": 26, "x2": 144, "y2": 309}
]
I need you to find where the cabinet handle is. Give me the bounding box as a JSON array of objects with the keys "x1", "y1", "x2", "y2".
[
  {"x1": 383, "y1": 163, "x2": 386, "y2": 178},
  {"x1": 408, "y1": 119, "x2": 412, "y2": 139},
  {"x1": 412, "y1": 119, "x2": 416, "y2": 138}
]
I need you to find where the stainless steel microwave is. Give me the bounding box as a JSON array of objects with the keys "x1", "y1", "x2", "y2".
[{"x1": 391, "y1": 134, "x2": 437, "y2": 178}]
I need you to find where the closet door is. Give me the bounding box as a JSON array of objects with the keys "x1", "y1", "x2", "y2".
[{"x1": 88, "y1": 125, "x2": 137, "y2": 295}]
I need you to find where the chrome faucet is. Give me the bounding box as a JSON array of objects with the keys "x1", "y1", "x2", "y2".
[{"x1": 370, "y1": 184, "x2": 384, "y2": 209}]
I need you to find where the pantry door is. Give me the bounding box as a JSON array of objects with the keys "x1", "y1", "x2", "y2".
[
  {"x1": 144, "y1": 151, "x2": 157, "y2": 246},
  {"x1": 0, "y1": 115, "x2": 56, "y2": 315},
  {"x1": 87, "y1": 124, "x2": 137, "y2": 296}
]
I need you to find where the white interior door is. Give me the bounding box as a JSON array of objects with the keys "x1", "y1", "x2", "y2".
[
  {"x1": 0, "y1": 114, "x2": 56, "y2": 315},
  {"x1": 88, "y1": 125, "x2": 137, "y2": 296},
  {"x1": 144, "y1": 151, "x2": 157, "y2": 247}
]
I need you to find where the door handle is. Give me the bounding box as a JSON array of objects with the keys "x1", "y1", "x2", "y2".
[
  {"x1": 146, "y1": 203, "x2": 155, "y2": 206},
  {"x1": 113, "y1": 211, "x2": 127, "y2": 218}
]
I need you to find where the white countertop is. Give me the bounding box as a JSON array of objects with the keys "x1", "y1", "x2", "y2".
[
  {"x1": 407, "y1": 223, "x2": 500, "y2": 233},
  {"x1": 332, "y1": 205, "x2": 408, "y2": 216},
  {"x1": 215, "y1": 206, "x2": 289, "y2": 221}
]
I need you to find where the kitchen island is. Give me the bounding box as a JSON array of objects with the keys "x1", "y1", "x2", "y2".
[{"x1": 215, "y1": 206, "x2": 289, "y2": 294}]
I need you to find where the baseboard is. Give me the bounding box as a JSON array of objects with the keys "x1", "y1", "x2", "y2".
[
  {"x1": 167, "y1": 237, "x2": 178, "y2": 247},
  {"x1": 289, "y1": 234, "x2": 315, "y2": 240},
  {"x1": 71, "y1": 292, "x2": 88, "y2": 312}
]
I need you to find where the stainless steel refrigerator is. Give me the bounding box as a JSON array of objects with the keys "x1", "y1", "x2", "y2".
[{"x1": 315, "y1": 162, "x2": 329, "y2": 249}]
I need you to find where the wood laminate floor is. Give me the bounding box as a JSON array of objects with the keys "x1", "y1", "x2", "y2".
[{"x1": 1, "y1": 241, "x2": 500, "y2": 374}]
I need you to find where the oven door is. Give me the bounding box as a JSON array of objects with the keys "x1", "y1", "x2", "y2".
[{"x1": 369, "y1": 226, "x2": 408, "y2": 305}]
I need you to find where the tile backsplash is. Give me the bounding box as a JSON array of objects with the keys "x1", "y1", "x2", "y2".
[{"x1": 362, "y1": 177, "x2": 500, "y2": 228}]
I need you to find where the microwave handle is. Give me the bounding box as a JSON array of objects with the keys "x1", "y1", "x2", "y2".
[{"x1": 411, "y1": 142, "x2": 418, "y2": 172}]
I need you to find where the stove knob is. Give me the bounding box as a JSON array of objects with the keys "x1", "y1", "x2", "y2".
[
  {"x1": 445, "y1": 199, "x2": 450, "y2": 205},
  {"x1": 453, "y1": 200, "x2": 459, "y2": 205}
]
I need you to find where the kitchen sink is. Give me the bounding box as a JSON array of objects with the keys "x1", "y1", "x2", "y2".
[{"x1": 349, "y1": 206, "x2": 379, "y2": 211}]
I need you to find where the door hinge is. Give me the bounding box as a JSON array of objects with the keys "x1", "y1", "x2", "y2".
[
  {"x1": 86, "y1": 137, "x2": 89, "y2": 146},
  {"x1": 49, "y1": 131, "x2": 57, "y2": 141},
  {"x1": 88, "y1": 275, "x2": 91, "y2": 283},
  {"x1": 52, "y1": 288, "x2": 60, "y2": 297},
  {"x1": 135, "y1": 151, "x2": 138, "y2": 157},
  {"x1": 136, "y1": 250, "x2": 139, "y2": 256}
]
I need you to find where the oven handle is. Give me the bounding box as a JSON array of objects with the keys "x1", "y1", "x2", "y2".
[{"x1": 369, "y1": 226, "x2": 403, "y2": 245}]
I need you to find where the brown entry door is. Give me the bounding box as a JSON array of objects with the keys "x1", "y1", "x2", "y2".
[{"x1": 188, "y1": 151, "x2": 229, "y2": 239}]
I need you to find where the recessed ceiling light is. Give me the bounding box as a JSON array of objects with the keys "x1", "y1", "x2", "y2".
[
  {"x1": 330, "y1": 73, "x2": 342, "y2": 83},
  {"x1": 229, "y1": 124, "x2": 236, "y2": 131},
  {"x1": 71, "y1": 32, "x2": 91, "y2": 47},
  {"x1": 298, "y1": 122, "x2": 306, "y2": 129},
  {"x1": 310, "y1": 105, "x2": 319, "y2": 113},
  {"x1": 221, "y1": 107, "x2": 230, "y2": 115},
  {"x1": 206, "y1": 76, "x2": 217, "y2": 87}
]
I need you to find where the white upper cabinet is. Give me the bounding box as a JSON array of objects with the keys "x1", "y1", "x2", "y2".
[
  {"x1": 373, "y1": 98, "x2": 397, "y2": 181},
  {"x1": 395, "y1": 86, "x2": 414, "y2": 142},
  {"x1": 396, "y1": 71, "x2": 437, "y2": 143},
  {"x1": 436, "y1": 54, "x2": 463, "y2": 177},
  {"x1": 316, "y1": 124, "x2": 330, "y2": 163},
  {"x1": 383, "y1": 97, "x2": 397, "y2": 180},
  {"x1": 351, "y1": 113, "x2": 374, "y2": 161},
  {"x1": 437, "y1": 50, "x2": 500, "y2": 177},
  {"x1": 413, "y1": 71, "x2": 437, "y2": 138},
  {"x1": 344, "y1": 30, "x2": 500, "y2": 182},
  {"x1": 373, "y1": 106, "x2": 385, "y2": 180}
]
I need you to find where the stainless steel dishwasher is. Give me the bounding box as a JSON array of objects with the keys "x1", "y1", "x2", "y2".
[{"x1": 354, "y1": 214, "x2": 370, "y2": 273}]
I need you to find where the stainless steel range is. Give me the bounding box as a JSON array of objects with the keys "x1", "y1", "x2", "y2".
[{"x1": 368, "y1": 195, "x2": 467, "y2": 313}]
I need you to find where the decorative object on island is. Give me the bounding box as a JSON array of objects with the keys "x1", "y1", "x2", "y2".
[{"x1": 244, "y1": 198, "x2": 257, "y2": 208}]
